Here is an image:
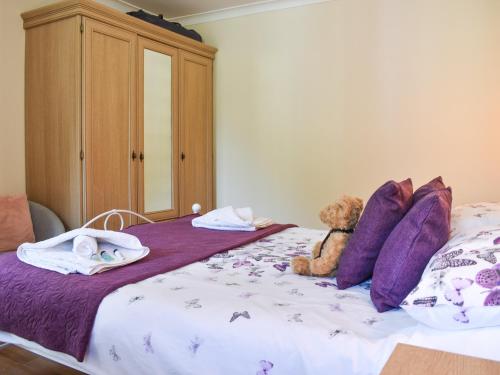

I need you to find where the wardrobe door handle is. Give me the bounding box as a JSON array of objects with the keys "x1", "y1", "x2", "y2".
[
  {"x1": 131, "y1": 150, "x2": 137, "y2": 161},
  {"x1": 139, "y1": 152, "x2": 144, "y2": 162},
  {"x1": 181, "y1": 152, "x2": 185, "y2": 161}
]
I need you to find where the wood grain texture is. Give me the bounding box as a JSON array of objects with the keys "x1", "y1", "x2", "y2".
[
  {"x1": 179, "y1": 51, "x2": 214, "y2": 216},
  {"x1": 83, "y1": 18, "x2": 137, "y2": 230},
  {"x1": 137, "y1": 37, "x2": 180, "y2": 222},
  {"x1": 21, "y1": 0, "x2": 216, "y2": 59},
  {"x1": 25, "y1": 16, "x2": 82, "y2": 230},
  {"x1": 0, "y1": 345, "x2": 84, "y2": 375},
  {"x1": 381, "y1": 344, "x2": 500, "y2": 375}
]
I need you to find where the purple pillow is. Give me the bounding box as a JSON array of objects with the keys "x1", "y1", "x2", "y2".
[
  {"x1": 370, "y1": 187, "x2": 452, "y2": 312},
  {"x1": 336, "y1": 179, "x2": 413, "y2": 289},
  {"x1": 413, "y1": 176, "x2": 445, "y2": 203}
]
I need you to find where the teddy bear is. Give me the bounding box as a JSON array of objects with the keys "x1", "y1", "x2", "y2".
[{"x1": 292, "y1": 196, "x2": 363, "y2": 277}]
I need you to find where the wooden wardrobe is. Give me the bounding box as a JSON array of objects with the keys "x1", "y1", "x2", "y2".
[{"x1": 22, "y1": 0, "x2": 216, "y2": 229}]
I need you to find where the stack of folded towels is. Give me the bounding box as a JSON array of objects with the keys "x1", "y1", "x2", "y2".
[
  {"x1": 17, "y1": 228, "x2": 149, "y2": 275},
  {"x1": 192, "y1": 206, "x2": 273, "y2": 231}
]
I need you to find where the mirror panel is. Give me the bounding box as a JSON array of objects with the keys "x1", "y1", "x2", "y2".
[{"x1": 143, "y1": 49, "x2": 172, "y2": 213}]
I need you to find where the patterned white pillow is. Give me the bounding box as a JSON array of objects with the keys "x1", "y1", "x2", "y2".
[
  {"x1": 401, "y1": 223, "x2": 500, "y2": 330},
  {"x1": 451, "y1": 202, "x2": 500, "y2": 237}
]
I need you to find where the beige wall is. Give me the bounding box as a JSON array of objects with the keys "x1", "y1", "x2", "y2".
[
  {"x1": 2, "y1": 1, "x2": 500, "y2": 228},
  {"x1": 194, "y1": 0, "x2": 500, "y2": 228}
]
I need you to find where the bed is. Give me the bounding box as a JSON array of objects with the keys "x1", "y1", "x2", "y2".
[{"x1": 1, "y1": 226, "x2": 498, "y2": 375}]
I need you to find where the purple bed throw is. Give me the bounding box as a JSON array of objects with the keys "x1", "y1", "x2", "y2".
[{"x1": 0, "y1": 215, "x2": 295, "y2": 361}]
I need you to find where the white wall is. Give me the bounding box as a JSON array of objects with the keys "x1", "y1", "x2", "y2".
[
  {"x1": 2, "y1": 1, "x2": 500, "y2": 228},
  {"x1": 194, "y1": 0, "x2": 500, "y2": 228}
]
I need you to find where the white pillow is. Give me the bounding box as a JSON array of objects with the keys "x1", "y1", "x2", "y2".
[
  {"x1": 451, "y1": 202, "x2": 500, "y2": 237},
  {"x1": 401, "y1": 223, "x2": 500, "y2": 330}
]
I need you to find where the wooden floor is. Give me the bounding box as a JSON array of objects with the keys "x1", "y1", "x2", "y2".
[{"x1": 0, "y1": 345, "x2": 85, "y2": 375}]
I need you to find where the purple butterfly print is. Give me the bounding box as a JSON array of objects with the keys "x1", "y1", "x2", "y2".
[
  {"x1": 315, "y1": 281, "x2": 337, "y2": 288},
  {"x1": 256, "y1": 360, "x2": 274, "y2": 375},
  {"x1": 363, "y1": 317, "x2": 381, "y2": 326},
  {"x1": 413, "y1": 296, "x2": 438, "y2": 307},
  {"x1": 109, "y1": 345, "x2": 120, "y2": 361},
  {"x1": 329, "y1": 303, "x2": 343, "y2": 312},
  {"x1": 233, "y1": 260, "x2": 253, "y2": 268},
  {"x1": 430, "y1": 249, "x2": 477, "y2": 271},
  {"x1": 476, "y1": 249, "x2": 500, "y2": 264},
  {"x1": 288, "y1": 313, "x2": 303, "y2": 323},
  {"x1": 273, "y1": 262, "x2": 290, "y2": 272},
  {"x1": 188, "y1": 336, "x2": 203, "y2": 355},
  {"x1": 429, "y1": 271, "x2": 448, "y2": 290},
  {"x1": 230, "y1": 311, "x2": 251, "y2": 323},
  {"x1": 476, "y1": 267, "x2": 499, "y2": 289},
  {"x1": 495, "y1": 237, "x2": 500, "y2": 245},
  {"x1": 185, "y1": 299, "x2": 202, "y2": 309},
  {"x1": 128, "y1": 295, "x2": 144, "y2": 304},
  {"x1": 484, "y1": 290, "x2": 500, "y2": 306},
  {"x1": 328, "y1": 329, "x2": 347, "y2": 338},
  {"x1": 238, "y1": 292, "x2": 255, "y2": 299},
  {"x1": 143, "y1": 333, "x2": 154, "y2": 354},
  {"x1": 453, "y1": 308, "x2": 470, "y2": 324},
  {"x1": 444, "y1": 278, "x2": 473, "y2": 306},
  {"x1": 248, "y1": 270, "x2": 264, "y2": 277}
]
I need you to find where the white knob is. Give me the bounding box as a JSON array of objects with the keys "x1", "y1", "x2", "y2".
[{"x1": 192, "y1": 203, "x2": 202, "y2": 214}]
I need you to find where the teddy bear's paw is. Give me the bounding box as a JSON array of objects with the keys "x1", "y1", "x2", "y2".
[{"x1": 291, "y1": 256, "x2": 311, "y2": 276}]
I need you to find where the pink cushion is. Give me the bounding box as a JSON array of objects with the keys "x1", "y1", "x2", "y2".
[{"x1": 0, "y1": 195, "x2": 35, "y2": 252}]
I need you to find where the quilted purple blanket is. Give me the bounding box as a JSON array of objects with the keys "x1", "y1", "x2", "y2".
[{"x1": 0, "y1": 215, "x2": 295, "y2": 361}]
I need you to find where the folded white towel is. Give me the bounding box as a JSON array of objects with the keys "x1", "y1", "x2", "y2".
[
  {"x1": 72, "y1": 235, "x2": 98, "y2": 259},
  {"x1": 192, "y1": 206, "x2": 273, "y2": 231},
  {"x1": 17, "y1": 228, "x2": 149, "y2": 275}
]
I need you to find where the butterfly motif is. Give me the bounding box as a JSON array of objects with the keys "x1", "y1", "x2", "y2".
[
  {"x1": 109, "y1": 345, "x2": 120, "y2": 361},
  {"x1": 233, "y1": 260, "x2": 253, "y2": 268},
  {"x1": 128, "y1": 295, "x2": 144, "y2": 305},
  {"x1": 315, "y1": 281, "x2": 337, "y2": 288},
  {"x1": 329, "y1": 303, "x2": 343, "y2": 312},
  {"x1": 288, "y1": 313, "x2": 303, "y2": 323},
  {"x1": 363, "y1": 317, "x2": 381, "y2": 326},
  {"x1": 185, "y1": 298, "x2": 202, "y2": 309},
  {"x1": 207, "y1": 263, "x2": 224, "y2": 270},
  {"x1": 453, "y1": 308, "x2": 470, "y2": 323},
  {"x1": 328, "y1": 329, "x2": 347, "y2": 338},
  {"x1": 213, "y1": 251, "x2": 232, "y2": 258},
  {"x1": 188, "y1": 336, "x2": 203, "y2": 355},
  {"x1": 430, "y1": 249, "x2": 477, "y2": 271},
  {"x1": 230, "y1": 311, "x2": 251, "y2": 323},
  {"x1": 256, "y1": 360, "x2": 274, "y2": 375},
  {"x1": 249, "y1": 269, "x2": 264, "y2": 277},
  {"x1": 143, "y1": 333, "x2": 154, "y2": 354},
  {"x1": 429, "y1": 271, "x2": 448, "y2": 290},
  {"x1": 273, "y1": 262, "x2": 290, "y2": 272},
  {"x1": 444, "y1": 278, "x2": 473, "y2": 306},
  {"x1": 288, "y1": 288, "x2": 304, "y2": 296},
  {"x1": 476, "y1": 249, "x2": 500, "y2": 264},
  {"x1": 484, "y1": 289, "x2": 500, "y2": 306},
  {"x1": 238, "y1": 292, "x2": 255, "y2": 299},
  {"x1": 494, "y1": 237, "x2": 500, "y2": 245},
  {"x1": 413, "y1": 296, "x2": 438, "y2": 307}
]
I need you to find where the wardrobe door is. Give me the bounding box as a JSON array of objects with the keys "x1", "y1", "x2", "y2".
[
  {"x1": 179, "y1": 51, "x2": 214, "y2": 216},
  {"x1": 138, "y1": 37, "x2": 179, "y2": 221},
  {"x1": 83, "y1": 19, "x2": 137, "y2": 229}
]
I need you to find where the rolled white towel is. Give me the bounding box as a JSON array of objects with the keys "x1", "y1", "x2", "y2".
[{"x1": 73, "y1": 235, "x2": 98, "y2": 259}]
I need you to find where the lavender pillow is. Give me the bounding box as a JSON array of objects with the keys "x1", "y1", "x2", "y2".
[
  {"x1": 371, "y1": 188, "x2": 452, "y2": 312},
  {"x1": 413, "y1": 176, "x2": 445, "y2": 203},
  {"x1": 336, "y1": 179, "x2": 413, "y2": 289}
]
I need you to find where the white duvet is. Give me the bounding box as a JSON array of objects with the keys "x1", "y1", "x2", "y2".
[{"x1": 1, "y1": 228, "x2": 499, "y2": 374}]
